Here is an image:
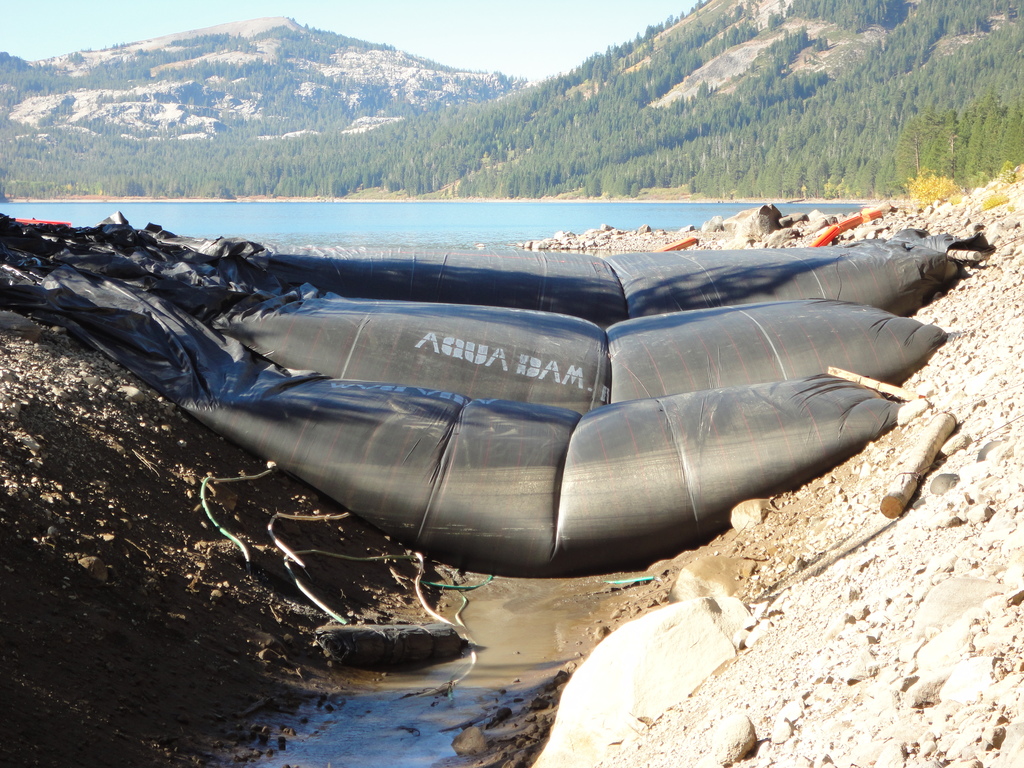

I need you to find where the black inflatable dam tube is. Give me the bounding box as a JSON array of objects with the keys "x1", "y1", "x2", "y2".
[
  {"x1": 0, "y1": 267, "x2": 899, "y2": 577},
  {"x1": 217, "y1": 294, "x2": 611, "y2": 414},
  {"x1": 218, "y1": 294, "x2": 944, "y2": 412}
]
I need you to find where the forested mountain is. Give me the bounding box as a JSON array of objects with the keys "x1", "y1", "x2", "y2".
[
  {"x1": 2, "y1": 0, "x2": 1023, "y2": 200},
  {"x1": 0, "y1": 17, "x2": 520, "y2": 198}
]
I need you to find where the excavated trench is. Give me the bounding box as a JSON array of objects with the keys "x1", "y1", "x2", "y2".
[{"x1": 237, "y1": 573, "x2": 654, "y2": 767}]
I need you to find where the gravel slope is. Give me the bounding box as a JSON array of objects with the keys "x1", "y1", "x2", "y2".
[{"x1": 582, "y1": 181, "x2": 1024, "y2": 767}]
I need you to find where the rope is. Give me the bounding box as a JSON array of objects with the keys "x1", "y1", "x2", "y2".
[
  {"x1": 267, "y1": 512, "x2": 432, "y2": 626},
  {"x1": 198, "y1": 465, "x2": 487, "y2": 690},
  {"x1": 199, "y1": 465, "x2": 278, "y2": 569}
]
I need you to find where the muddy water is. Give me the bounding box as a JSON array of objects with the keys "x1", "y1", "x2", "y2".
[{"x1": 242, "y1": 573, "x2": 649, "y2": 767}]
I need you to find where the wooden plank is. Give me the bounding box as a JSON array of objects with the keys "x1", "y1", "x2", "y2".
[{"x1": 827, "y1": 367, "x2": 921, "y2": 402}]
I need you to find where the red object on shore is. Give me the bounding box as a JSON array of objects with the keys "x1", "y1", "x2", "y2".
[
  {"x1": 14, "y1": 218, "x2": 73, "y2": 227},
  {"x1": 811, "y1": 207, "x2": 884, "y2": 247},
  {"x1": 655, "y1": 236, "x2": 700, "y2": 252}
]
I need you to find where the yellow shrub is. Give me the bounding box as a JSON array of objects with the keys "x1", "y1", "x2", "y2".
[
  {"x1": 998, "y1": 161, "x2": 1019, "y2": 185},
  {"x1": 982, "y1": 193, "x2": 1010, "y2": 210},
  {"x1": 906, "y1": 171, "x2": 961, "y2": 206}
]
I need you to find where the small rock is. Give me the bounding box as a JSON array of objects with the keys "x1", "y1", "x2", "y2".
[
  {"x1": 701, "y1": 216, "x2": 725, "y2": 233},
  {"x1": 765, "y1": 228, "x2": 798, "y2": 247},
  {"x1": 777, "y1": 699, "x2": 804, "y2": 724},
  {"x1": 918, "y1": 621, "x2": 974, "y2": 671},
  {"x1": 0, "y1": 311, "x2": 43, "y2": 342},
  {"x1": 18, "y1": 435, "x2": 42, "y2": 454},
  {"x1": 914, "y1": 578, "x2": 1003, "y2": 637},
  {"x1": 669, "y1": 556, "x2": 754, "y2": 603},
  {"x1": 771, "y1": 717, "x2": 793, "y2": 744},
  {"x1": 926, "y1": 510, "x2": 966, "y2": 529},
  {"x1": 487, "y1": 706, "x2": 513, "y2": 727},
  {"x1": 929, "y1": 473, "x2": 960, "y2": 495},
  {"x1": 966, "y1": 504, "x2": 994, "y2": 524},
  {"x1": 982, "y1": 724, "x2": 1007, "y2": 749},
  {"x1": 452, "y1": 725, "x2": 488, "y2": 756},
  {"x1": 844, "y1": 649, "x2": 880, "y2": 684},
  {"x1": 78, "y1": 555, "x2": 108, "y2": 583},
  {"x1": 940, "y1": 657, "x2": 996, "y2": 704},
  {"x1": 897, "y1": 398, "x2": 930, "y2": 426},
  {"x1": 874, "y1": 741, "x2": 907, "y2": 768},
  {"x1": 712, "y1": 713, "x2": 756, "y2": 765},
  {"x1": 978, "y1": 439, "x2": 1013, "y2": 464},
  {"x1": 120, "y1": 385, "x2": 147, "y2": 403},
  {"x1": 905, "y1": 669, "x2": 953, "y2": 708},
  {"x1": 730, "y1": 498, "x2": 771, "y2": 530}
]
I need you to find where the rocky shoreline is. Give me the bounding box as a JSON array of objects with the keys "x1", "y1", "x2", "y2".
[
  {"x1": 526, "y1": 176, "x2": 1024, "y2": 768},
  {"x1": 518, "y1": 199, "x2": 949, "y2": 254}
]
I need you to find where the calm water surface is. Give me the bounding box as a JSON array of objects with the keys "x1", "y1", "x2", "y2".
[{"x1": 4, "y1": 200, "x2": 859, "y2": 251}]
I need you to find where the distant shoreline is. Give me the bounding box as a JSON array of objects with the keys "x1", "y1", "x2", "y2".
[{"x1": 4, "y1": 195, "x2": 891, "y2": 206}]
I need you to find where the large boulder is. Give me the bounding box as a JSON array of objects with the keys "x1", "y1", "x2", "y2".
[
  {"x1": 668, "y1": 555, "x2": 755, "y2": 603},
  {"x1": 534, "y1": 596, "x2": 751, "y2": 768},
  {"x1": 701, "y1": 215, "x2": 726, "y2": 233},
  {"x1": 913, "y1": 577, "x2": 1003, "y2": 638},
  {"x1": 722, "y1": 204, "x2": 784, "y2": 239}
]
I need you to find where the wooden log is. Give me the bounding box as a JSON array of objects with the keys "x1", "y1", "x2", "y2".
[
  {"x1": 879, "y1": 412, "x2": 958, "y2": 519},
  {"x1": 827, "y1": 367, "x2": 922, "y2": 402},
  {"x1": 314, "y1": 622, "x2": 466, "y2": 667}
]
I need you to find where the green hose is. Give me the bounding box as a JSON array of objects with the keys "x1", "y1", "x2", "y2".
[
  {"x1": 197, "y1": 467, "x2": 489, "y2": 659},
  {"x1": 199, "y1": 468, "x2": 276, "y2": 569},
  {"x1": 422, "y1": 574, "x2": 495, "y2": 591}
]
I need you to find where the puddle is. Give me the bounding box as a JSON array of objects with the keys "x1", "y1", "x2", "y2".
[{"x1": 236, "y1": 573, "x2": 644, "y2": 767}]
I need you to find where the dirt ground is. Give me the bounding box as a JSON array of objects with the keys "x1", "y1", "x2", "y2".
[
  {"x1": 0, "y1": 322, "x2": 480, "y2": 766},
  {"x1": 0, "y1": 314, "x2": 872, "y2": 768}
]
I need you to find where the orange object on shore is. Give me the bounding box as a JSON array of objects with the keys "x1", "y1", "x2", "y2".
[
  {"x1": 655, "y1": 236, "x2": 699, "y2": 252},
  {"x1": 811, "y1": 224, "x2": 842, "y2": 248},
  {"x1": 14, "y1": 217, "x2": 73, "y2": 227},
  {"x1": 811, "y1": 207, "x2": 884, "y2": 247}
]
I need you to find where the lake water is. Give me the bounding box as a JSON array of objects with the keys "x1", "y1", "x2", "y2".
[{"x1": 3, "y1": 200, "x2": 860, "y2": 251}]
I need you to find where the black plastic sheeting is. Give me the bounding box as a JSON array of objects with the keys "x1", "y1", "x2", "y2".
[
  {"x1": 603, "y1": 236, "x2": 957, "y2": 319},
  {"x1": 0, "y1": 214, "x2": 987, "y2": 576}
]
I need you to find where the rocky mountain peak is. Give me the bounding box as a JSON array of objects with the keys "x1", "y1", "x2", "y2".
[{"x1": 4, "y1": 17, "x2": 520, "y2": 139}]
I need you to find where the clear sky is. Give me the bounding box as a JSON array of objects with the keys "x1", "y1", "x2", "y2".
[{"x1": 0, "y1": 0, "x2": 697, "y2": 82}]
